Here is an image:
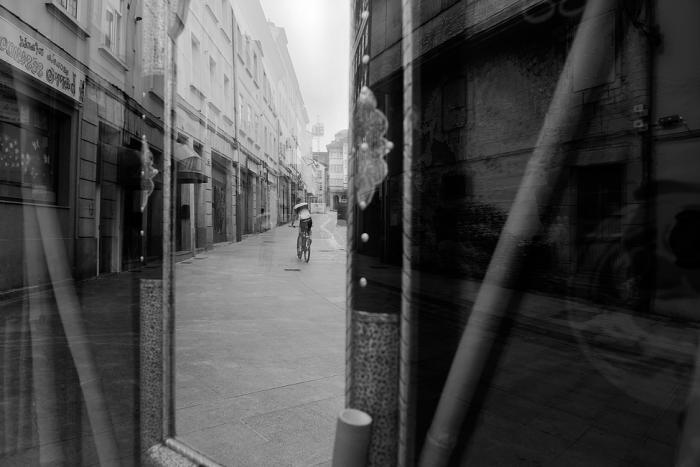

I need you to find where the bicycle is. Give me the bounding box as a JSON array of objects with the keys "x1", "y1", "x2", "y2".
[{"x1": 296, "y1": 228, "x2": 311, "y2": 262}]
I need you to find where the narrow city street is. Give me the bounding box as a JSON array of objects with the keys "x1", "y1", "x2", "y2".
[{"x1": 174, "y1": 211, "x2": 346, "y2": 466}]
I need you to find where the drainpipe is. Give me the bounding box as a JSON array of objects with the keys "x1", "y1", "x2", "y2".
[{"x1": 417, "y1": 1, "x2": 618, "y2": 465}]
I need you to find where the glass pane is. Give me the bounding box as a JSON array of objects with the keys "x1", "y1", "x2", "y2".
[
  {"x1": 173, "y1": 1, "x2": 349, "y2": 465},
  {"x1": 1, "y1": 1, "x2": 164, "y2": 465},
  {"x1": 350, "y1": 0, "x2": 700, "y2": 465}
]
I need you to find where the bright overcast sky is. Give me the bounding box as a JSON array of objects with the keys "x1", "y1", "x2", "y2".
[{"x1": 259, "y1": 0, "x2": 350, "y2": 148}]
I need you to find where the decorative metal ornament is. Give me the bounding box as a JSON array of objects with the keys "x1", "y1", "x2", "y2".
[
  {"x1": 139, "y1": 135, "x2": 158, "y2": 212},
  {"x1": 353, "y1": 86, "x2": 392, "y2": 209}
]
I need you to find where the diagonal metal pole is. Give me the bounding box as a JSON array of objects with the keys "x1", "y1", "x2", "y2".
[
  {"x1": 417, "y1": 1, "x2": 617, "y2": 465},
  {"x1": 34, "y1": 208, "x2": 121, "y2": 465}
]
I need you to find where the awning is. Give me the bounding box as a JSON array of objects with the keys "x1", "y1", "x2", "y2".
[{"x1": 174, "y1": 142, "x2": 208, "y2": 184}]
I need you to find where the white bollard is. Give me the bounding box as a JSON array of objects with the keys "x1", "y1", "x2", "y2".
[{"x1": 332, "y1": 409, "x2": 373, "y2": 467}]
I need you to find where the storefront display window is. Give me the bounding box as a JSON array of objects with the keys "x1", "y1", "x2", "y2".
[{"x1": 0, "y1": 77, "x2": 68, "y2": 204}]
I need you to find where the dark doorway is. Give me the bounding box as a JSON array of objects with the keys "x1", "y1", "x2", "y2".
[{"x1": 212, "y1": 163, "x2": 227, "y2": 243}]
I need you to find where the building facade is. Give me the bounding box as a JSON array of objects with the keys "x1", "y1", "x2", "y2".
[
  {"x1": 313, "y1": 150, "x2": 330, "y2": 206},
  {"x1": 0, "y1": 1, "x2": 177, "y2": 463},
  {"x1": 267, "y1": 19, "x2": 312, "y2": 219},
  {"x1": 0, "y1": 0, "x2": 176, "y2": 290},
  {"x1": 171, "y1": 0, "x2": 312, "y2": 245}
]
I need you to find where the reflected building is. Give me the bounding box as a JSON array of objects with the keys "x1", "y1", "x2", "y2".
[
  {"x1": 350, "y1": 0, "x2": 700, "y2": 465},
  {"x1": 0, "y1": 0, "x2": 313, "y2": 281},
  {"x1": 0, "y1": 0, "x2": 315, "y2": 464},
  {"x1": 0, "y1": 1, "x2": 170, "y2": 287},
  {"x1": 0, "y1": 1, "x2": 171, "y2": 464},
  {"x1": 353, "y1": 0, "x2": 700, "y2": 313}
]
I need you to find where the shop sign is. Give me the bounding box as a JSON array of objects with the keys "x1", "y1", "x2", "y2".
[{"x1": 0, "y1": 15, "x2": 86, "y2": 103}]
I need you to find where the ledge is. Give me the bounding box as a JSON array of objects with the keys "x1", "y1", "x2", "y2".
[
  {"x1": 98, "y1": 46, "x2": 128, "y2": 71},
  {"x1": 207, "y1": 100, "x2": 221, "y2": 114},
  {"x1": 204, "y1": 3, "x2": 219, "y2": 24},
  {"x1": 148, "y1": 89, "x2": 164, "y2": 103},
  {"x1": 189, "y1": 84, "x2": 206, "y2": 100},
  {"x1": 219, "y1": 26, "x2": 232, "y2": 43},
  {"x1": 45, "y1": 2, "x2": 90, "y2": 38}
]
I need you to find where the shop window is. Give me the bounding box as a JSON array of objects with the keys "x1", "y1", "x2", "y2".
[{"x1": 0, "y1": 77, "x2": 69, "y2": 205}]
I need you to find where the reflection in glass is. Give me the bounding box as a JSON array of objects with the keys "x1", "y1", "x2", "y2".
[
  {"x1": 4, "y1": 0, "x2": 700, "y2": 464},
  {"x1": 349, "y1": 0, "x2": 700, "y2": 465},
  {"x1": 1, "y1": 1, "x2": 164, "y2": 464}
]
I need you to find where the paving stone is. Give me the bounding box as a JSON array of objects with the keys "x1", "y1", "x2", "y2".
[{"x1": 174, "y1": 213, "x2": 347, "y2": 464}]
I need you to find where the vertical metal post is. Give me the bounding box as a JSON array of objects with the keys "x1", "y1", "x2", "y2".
[
  {"x1": 163, "y1": 0, "x2": 191, "y2": 439},
  {"x1": 398, "y1": 0, "x2": 415, "y2": 464}
]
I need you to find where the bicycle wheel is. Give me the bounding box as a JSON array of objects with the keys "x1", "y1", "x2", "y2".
[
  {"x1": 297, "y1": 235, "x2": 302, "y2": 259},
  {"x1": 303, "y1": 237, "x2": 311, "y2": 262}
]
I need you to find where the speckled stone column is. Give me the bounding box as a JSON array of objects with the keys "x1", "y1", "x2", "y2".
[
  {"x1": 140, "y1": 279, "x2": 164, "y2": 453},
  {"x1": 348, "y1": 310, "x2": 400, "y2": 467}
]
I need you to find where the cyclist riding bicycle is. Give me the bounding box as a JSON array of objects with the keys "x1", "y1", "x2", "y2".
[{"x1": 290, "y1": 201, "x2": 312, "y2": 238}]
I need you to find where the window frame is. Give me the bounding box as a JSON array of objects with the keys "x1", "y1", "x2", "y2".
[
  {"x1": 0, "y1": 68, "x2": 75, "y2": 206},
  {"x1": 103, "y1": 0, "x2": 125, "y2": 59}
]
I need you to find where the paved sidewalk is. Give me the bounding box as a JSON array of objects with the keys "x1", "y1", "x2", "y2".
[{"x1": 175, "y1": 212, "x2": 347, "y2": 466}]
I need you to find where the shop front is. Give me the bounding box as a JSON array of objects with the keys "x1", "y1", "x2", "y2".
[
  {"x1": 211, "y1": 154, "x2": 228, "y2": 243},
  {"x1": 173, "y1": 139, "x2": 208, "y2": 257},
  {"x1": 0, "y1": 46, "x2": 77, "y2": 291}
]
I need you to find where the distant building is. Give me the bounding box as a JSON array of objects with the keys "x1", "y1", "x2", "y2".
[
  {"x1": 312, "y1": 151, "x2": 329, "y2": 205},
  {"x1": 311, "y1": 120, "x2": 325, "y2": 152},
  {"x1": 326, "y1": 129, "x2": 348, "y2": 209}
]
